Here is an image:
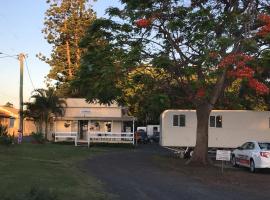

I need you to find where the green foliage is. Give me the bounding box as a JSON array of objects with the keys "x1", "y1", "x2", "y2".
[
  {"x1": 24, "y1": 88, "x2": 66, "y2": 140},
  {"x1": 72, "y1": 1, "x2": 270, "y2": 163},
  {"x1": 31, "y1": 132, "x2": 45, "y2": 144},
  {"x1": 0, "y1": 125, "x2": 13, "y2": 146},
  {"x1": 39, "y1": 0, "x2": 96, "y2": 96},
  {"x1": 74, "y1": 0, "x2": 270, "y2": 109}
]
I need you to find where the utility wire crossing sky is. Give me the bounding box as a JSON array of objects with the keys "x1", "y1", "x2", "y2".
[{"x1": 0, "y1": 0, "x2": 120, "y2": 107}]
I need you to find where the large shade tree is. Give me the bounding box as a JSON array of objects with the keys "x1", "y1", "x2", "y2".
[
  {"x1": 39, "y1": 0, "x2": 96, "y2": 96},
  {"x1": 24, "y1": 88, "x2": 66, "y2": 140},
  {"x1": 74, "y1": 0, "x2": 270, "y2": 165}
]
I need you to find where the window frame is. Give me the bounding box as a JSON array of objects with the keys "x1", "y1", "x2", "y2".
[
  {"x1": 216, "y1": 115, "x2": 222, "y2": 128},
  {"x1": 179, "y1": 114, "x2": 186, "y2": 127},
  {"x1": 173, "y1": 115, "x2": 179, "y2": 126},
  {"x1": 172, "y1": 114, "x2": 186, "y2": 127},
  {"x1": 209, "y1": 115, "x2": 222, "y2": 128},
  {"x1": 209, "y1": 116, "x2": 215, "y2": 127}
]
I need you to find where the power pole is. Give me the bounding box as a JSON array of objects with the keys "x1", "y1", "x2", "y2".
[{"x1": 18, "y1": 53, "x2": 25, "y2": 137}]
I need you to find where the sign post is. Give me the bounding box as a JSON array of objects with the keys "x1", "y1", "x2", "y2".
[
  {"x1": 216, "y1": 150, "x2": 231, "y2": 173},
  {"x1": 17, "y1": 129, "x2": 23, "y2": 144}
]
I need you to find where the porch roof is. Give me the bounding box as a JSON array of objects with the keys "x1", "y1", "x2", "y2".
[{"x1": 55, "y1": 116, "x2": 136, "y2": 121}]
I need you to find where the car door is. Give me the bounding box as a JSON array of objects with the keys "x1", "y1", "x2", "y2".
[
  {"x1": 234, "y1": 142, "x2": 249, "y2": 166},
  {"x1": 238, "y1": 142, "x2": 254, "y2": 167}
]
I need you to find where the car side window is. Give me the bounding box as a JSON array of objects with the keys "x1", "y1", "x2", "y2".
[
  {"x1": 247, "y1": 142, "x2": 255, "y2": 150},
  {"x1": 240, "y1": 142, "x2": 249, "y2": 150}
]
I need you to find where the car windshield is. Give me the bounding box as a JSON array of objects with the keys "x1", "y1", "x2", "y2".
[{"x1": 258, "y1": 143, "x2": 270, "y2": 150}]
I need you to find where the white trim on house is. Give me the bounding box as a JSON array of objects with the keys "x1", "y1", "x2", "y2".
[{"x1": 52, "y1": 98, "x2": 135, "y2": 146}]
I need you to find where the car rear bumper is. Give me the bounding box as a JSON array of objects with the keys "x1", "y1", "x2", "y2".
[{"x1": 256, "y1": 158, "x2": 270, "y2": 168}]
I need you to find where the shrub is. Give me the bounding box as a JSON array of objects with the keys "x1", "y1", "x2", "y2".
[
  {"x1": 31, "y1": 132, "x2": 45, "y2": 144},
  {"x1": 0, "y1": 125, "x2": 13, "y2": 146}
]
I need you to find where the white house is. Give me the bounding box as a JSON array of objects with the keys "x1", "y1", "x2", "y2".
[
  {"x1": 160, "y1": 110, "x2": 270, "y2": 148},
  {"x1": 52, "y1": 98, "x2": 135, "y2": 145}
]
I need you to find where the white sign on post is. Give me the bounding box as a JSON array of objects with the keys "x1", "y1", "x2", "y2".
[
  {"x1": 216, "y1": 150, "x2": 231, "y2": 173},
  {"x1": 216, "y1": 150, "x2": 231, "y2": 161}
]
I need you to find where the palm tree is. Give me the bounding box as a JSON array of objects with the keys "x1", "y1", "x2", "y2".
[{"x1": 24, "y1": 88, "x2": 66, "y2": 140}]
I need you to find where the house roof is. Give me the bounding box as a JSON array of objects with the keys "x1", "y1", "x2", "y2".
[
  {"x1": 0, "y1": 107, "x2": 19, "y2": 118},
  {"x1": 57, "y1": 116, "x2": 136, "y2": 121},
  {"x1": 64, "y1": 98, "x2": 120, "y2": 108}
]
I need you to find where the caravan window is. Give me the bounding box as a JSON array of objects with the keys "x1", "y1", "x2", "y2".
[
  {"x1": 172, "y1": 115, "x2": 186, "y2": 127},
  {"x1": 216, "y1": 116, "x2": 222, "y2": 128},
  {"x1": 209, "y1": 116, "x2": 215, "y2": 127},
  {"x1": 179, "y1": 115, "x2": 185, "y2": 127},
  {"x1": 209, "y1": 115, "x2": 222, "y2": 128},
  {"x1": 173, "y1": 115, "x2": 178, "y2": 126}
]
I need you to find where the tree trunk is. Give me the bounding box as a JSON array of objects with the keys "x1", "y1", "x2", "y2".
[
  {"x1": 37, "y1": 121, "x2": 43, "y2": 133},
  {"x1": 188, "y1": 103, "x2": 212, "y2": 165},
  {"x1": 44, "y1": 120, "x2": 48, "y2": 141},
  {"x1": 74, "y1": 27, "x2": 80, "y2": 69},
  {"x1": 66, "y1": 41, "x2": 72, "y2": 77},
  {"x1": 64, "y1": 20, "x2": 72, "y2": 78}
]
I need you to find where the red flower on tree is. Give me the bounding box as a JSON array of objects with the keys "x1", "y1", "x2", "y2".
[
  {"x1": 248, "y1": 78, "x2": 269, "y2": 95},
  {"x1": 257, "y1": 14, "x2": 270, "y2": 37},
  {"x1": 219, "y1": 52, "x2": 269, "y2": 95},
  {"x1": 135, "y1": 18, "x2": 152, "y2": 28},
  {"x1": 228, "y1": 67, "x2": 254, "y2": 79},
  {"x1": 219, "y1": 53, "x2": 253, "y2": 68},
  {"x1": 196, "y1": 88, "x2": 206, "y2": 98}
]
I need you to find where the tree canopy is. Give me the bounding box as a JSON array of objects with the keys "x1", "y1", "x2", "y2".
[
  {"x1": 73, "y1": 0, "x2": 270, "y2": 165},
  {"x1": 24, "y1": 88, "x2": 66, "y2": 140},
  {"x1": 39, "y1": 0, "x2": 96, "y2": 96}
]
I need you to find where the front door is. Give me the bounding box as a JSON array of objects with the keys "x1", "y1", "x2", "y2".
[{"x1": 79, "y1": 120, "x2": 88, "y2": 140}]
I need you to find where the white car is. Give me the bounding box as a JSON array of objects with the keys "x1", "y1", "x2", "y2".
[{"x1": 231, "y1": 141, "x2": 270, "y2": 173}]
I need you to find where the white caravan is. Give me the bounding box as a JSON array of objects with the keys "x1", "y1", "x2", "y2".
[
  {"x1": 146, "y1": 125, "x2": 160, "y2": 137},
  {"x1": 137, "y1": 127, "x2": 147, "y2": 132},
  {"x1": 160, "y1": 110, "x2": 270, "y2": 148},
  {"x1": 137, "y1": 125, "x2": 160, "y2": 137}
]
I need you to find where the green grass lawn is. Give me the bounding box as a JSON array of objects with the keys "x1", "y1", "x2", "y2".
[{"x1": 0, "y1": 142, "x2": 112, "y2": 200}]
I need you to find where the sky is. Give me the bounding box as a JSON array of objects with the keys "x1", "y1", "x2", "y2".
[{"x1": 0, "y1": 0, "x2": 121, "y2": 108}]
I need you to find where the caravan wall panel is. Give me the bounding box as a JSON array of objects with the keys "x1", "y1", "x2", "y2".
[{"x1": 160, "y1": 110, "x2": 270, "y2": 148}]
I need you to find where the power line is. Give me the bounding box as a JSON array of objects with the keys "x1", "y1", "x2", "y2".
[
  {"x1": 0, "y1": 52, "x2": 17, "y2": 59},
  {"x1": 0, "y1": 55, "x2": 17, "y2": 59},
  {"x1": 25, "y1": 58, "x2": 35, "y2": 90}
]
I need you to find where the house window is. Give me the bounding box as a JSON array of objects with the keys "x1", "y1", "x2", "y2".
[
  {"x1": 209, "y1": 115, "x2": 222, "y2": 128},
  {"x1": 173, "y1": 115, "x2": 186, "y2": 127}
]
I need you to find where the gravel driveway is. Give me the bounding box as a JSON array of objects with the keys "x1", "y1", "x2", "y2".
[{"x1": 83, "y1": 144, "x2": 270, "y2": 200}]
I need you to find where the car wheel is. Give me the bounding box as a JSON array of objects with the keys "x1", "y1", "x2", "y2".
[
  {"x1": 231, "y1": 155, "x2": 238, "y2": 167},
  {"x1": 189, "y1": 150, "x2": 194, "y2": 158},
  {"x1": 250, "y1": 159, "x2": 256, "y2": 173}
]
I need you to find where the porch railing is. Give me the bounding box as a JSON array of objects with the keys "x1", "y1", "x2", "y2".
[
  {"x1": 53, "y1": 131, "x2": 134, "y2": 147},
  {"x1": 54, "y1": 132, "x2": 78, "y2": 146},
  {"x1": 87, "y1": 132, "x2": 134, "y2": 147}
]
